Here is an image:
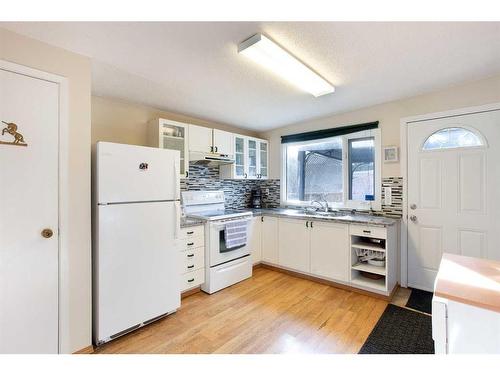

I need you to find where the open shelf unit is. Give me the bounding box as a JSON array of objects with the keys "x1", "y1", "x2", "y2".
[{"x1": 349, "y1": 231, "x2": 388, "y2": 293}]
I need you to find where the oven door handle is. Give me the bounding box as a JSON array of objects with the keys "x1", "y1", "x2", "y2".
[{"x1": 212, "y1": 218, "x2": 251, "y2": 230}]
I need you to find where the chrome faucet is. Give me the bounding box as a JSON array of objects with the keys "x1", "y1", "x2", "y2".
[{"x1": 310, "y1": 199, "x2": 329, "y2": 213}]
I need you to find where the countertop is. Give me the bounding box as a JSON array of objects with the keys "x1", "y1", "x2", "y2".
[
  {"x1": 434, "y1": 253, "x2": 500, "y2": 313},
  {"x1": 180, "y1": 207, "x2": 397, "y2": 227},
  {"x1": 180, "y1": 217, "x2": 205, "y2": 228},
  {"x1": 250, "y1": 207, "x2": 396, "y2": 227}
]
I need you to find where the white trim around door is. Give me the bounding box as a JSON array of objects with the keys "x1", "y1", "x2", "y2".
[
  {"x1": 0, "y1": 59, "x2": 70, "y2": 353},
  {"x1": 399, "y1": 102, "x2": 500, "y2": 288}
]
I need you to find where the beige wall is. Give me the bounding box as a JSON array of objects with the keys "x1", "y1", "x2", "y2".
[
  {"x1": 261, "y1": 74, "x2": 500, "y2": 179},
  {"x1": 1, "y1": 28, "x2": 92, "y2": 353},
  {"x1": 92, "y1": 96, "x2": 259, "y2": 146}
]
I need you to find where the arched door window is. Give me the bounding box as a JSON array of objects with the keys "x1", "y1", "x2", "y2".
[{"x1": 422, "y1": 127, "x2": 484, "y2": 150}]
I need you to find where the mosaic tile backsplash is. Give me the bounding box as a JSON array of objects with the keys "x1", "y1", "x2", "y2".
[
  {"x1": 380, "y1": 177, "x2": 403, "y2": 218},
  {"x1": 180, "y1": 164, "x2": 280, "y2": 209},
  {"x1": 181, "y1": 164, "x2": 402, "y2": 218}
]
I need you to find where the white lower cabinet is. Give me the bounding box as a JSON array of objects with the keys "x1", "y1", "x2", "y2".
[
  {"x1": 181, "y1": 269, "x2": 205, "y2": 292},
  {"x1": 310, "y1": 221, "x2": 349, "y2": 282},
  {"x1": 178, "y1": 224, "x2": 205, "y2": 292},
  {"x1": 278, "y1": 218, "x2": 310, "y2": 273},
  {"x1": 261, "y1": 216, "x2": 279, "y2": 264},
  {"x1": 255, "y1": 215, "x2": 395, "y2": 296},
  {"x1": 249, "y1": 216, "x2": 262, "y2": 264}
]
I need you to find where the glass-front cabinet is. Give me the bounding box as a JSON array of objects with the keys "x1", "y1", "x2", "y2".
[
  {"x1": 248, "y1": 139, "x2": 258, "y2": 178},
  {"x1": 220, "y1": 135, "x2": 269, "y2": 180},
  {"x1": 234, "y1": 136, "x2": 246, "y2": 178},
  {"x1": 259, "y1": 141, "x2": 268, "y2": 179},
  {"x1": 148, "y1": 118, "x2": 189, "y2": 178}
]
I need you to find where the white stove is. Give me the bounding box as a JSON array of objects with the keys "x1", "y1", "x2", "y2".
[{"x1": 181, "y1": 191, "x2": 253, "y2": 294}]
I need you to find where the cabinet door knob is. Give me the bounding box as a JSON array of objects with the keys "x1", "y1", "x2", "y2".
[
  {"x1": 41, "y1": 228, "x2": 53, "y2": 238},
  {"x1": 410, "y1": 215, "x2": 418, "y2": 222},
  {"x1": 306, "y1": 221, "x2": 309, "y2": 228}
]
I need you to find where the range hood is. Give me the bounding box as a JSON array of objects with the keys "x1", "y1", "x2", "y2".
[{"x1": 189, "y1": 151, "x2": 234, "y2": 166}]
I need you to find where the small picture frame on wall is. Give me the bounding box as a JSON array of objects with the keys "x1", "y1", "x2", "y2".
[{"x1": 383, "y1": 146, "x2": 399, "y2": 163}]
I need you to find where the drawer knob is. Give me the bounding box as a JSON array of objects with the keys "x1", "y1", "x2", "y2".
[
  {"x1": 187, "y1": 242, "x2": 194, "y2": 246},
  {"x1": 187, "y1": 265, "x2": 194, "y2": 269},
  {"x1": 187, "y1": 254, "x2": 194, "y2": 258},
  {"x1": 187, "y1": 278, "x2": 195, "y2": 283},
  {"x1": 363, "y1": 230, "x2": 371, "y2": 234},
  {"x1": 187, "y1": 231, "x2": 194, "y2": 235}
]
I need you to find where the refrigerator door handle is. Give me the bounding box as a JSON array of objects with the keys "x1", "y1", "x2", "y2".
[
  {"x1": 173, "y1": 159, "x2": 180, "y2": 200},
  {"x1": 174, "y1": 201, "x2": 181, "y2": 239}
]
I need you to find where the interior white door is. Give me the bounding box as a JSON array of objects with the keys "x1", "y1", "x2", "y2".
[
  {"x1": 407, "y1": 110, "x2": 500, "y2": 291},
  {"x1": 0, "y1": 68, "x2": 59, "y2": 353}
]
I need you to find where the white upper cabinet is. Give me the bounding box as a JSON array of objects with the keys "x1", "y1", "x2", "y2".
[
  {"x1": 189, "y1": 125, "x2": 234, "y2": 157},
  {"x1": 259, "y1": 141, "x2": 268, "y2": 179},
  {"x1": 188, "y1": 124, "x2": 213, "y2": 154},
  {"x1": 148, "y1": 118, "x2": 189, "y2": 178},
  {"x1": 213, "y1": 129, "x2": 234, "y2": 156},
  {"x1": 233, "y1": 135, "x2": 247, "y2": 179},
  {"x1": 220, "y1": 135, "x2": 269, "y2": 179}
]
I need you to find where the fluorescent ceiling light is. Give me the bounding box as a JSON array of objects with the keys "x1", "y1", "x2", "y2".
[{"x1": 238, "y1": 33, "x2": 335, "y2": 97}]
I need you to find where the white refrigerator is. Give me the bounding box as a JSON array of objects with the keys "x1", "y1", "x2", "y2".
[{"x1": 94, "y1": 142, "x2": 181, "y2": 345}]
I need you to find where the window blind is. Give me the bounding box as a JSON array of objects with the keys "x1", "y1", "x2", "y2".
[{"x1": 280, "y1": 121, "x2": 379, "y2": 144}]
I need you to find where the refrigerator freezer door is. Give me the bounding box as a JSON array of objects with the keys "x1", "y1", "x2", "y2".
[
  {"x1": 97, "y1": 142, "x2": 180, "y2": 204},
  {"x1": 94, "y1": 201, "x2": 180, "y2": 343}
]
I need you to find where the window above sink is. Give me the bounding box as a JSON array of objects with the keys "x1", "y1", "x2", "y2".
[{"x1": 281, "y1": 123, "x2": 382, "y2": 211}]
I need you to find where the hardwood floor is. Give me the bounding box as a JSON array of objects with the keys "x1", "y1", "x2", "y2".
[{"x1": 94, "y1": 267, "x2": 388, "y2": 354}]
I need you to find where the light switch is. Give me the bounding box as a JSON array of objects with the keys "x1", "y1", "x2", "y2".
[{"x1": 384, "y1": 187, "x2": 392, "y2": 205}]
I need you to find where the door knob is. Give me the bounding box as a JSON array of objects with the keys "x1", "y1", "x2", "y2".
[
  {"x1": 410, "y1": 203, "x2": 417, "y2": 210},
  {"x1": 41, "y1": 228, "x2": 54, "y2": 238},
  {"x1": 409, "y1": 215, "x2": 417, "y2": 222}
]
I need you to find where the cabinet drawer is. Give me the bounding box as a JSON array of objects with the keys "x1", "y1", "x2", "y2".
[
  {"x1": 179, "y1": 225, "x2": 205, "y2": 240},
  {"x1": 178, "y1": 236, "x2": 204, "y2": 251},
  {"x1": 180, "y1": 248, "x2": 205, "y2": 273},
  {"x1": 350, "y1": 225, "x2": 386, "y2": 239},
  {"x1": 181, "y1": 269, "x2": 205, "y2": 292}
]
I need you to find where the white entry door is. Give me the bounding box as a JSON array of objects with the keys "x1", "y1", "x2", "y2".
[
  {"x1": 407, "y1": 110, "x2": 500, "y2": 291},
  {"x1": 0, "y1": 68, "x2": 59, "y2": 353}
]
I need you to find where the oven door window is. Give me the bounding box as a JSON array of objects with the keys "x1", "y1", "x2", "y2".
[{"x1": 219, "y1": 228, "x2": 245, "y2": 253}]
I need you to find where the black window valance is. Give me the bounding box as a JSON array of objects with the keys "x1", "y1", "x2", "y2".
[{"x1": 281, "y1": 121, "x2": 379, "y2": 144}]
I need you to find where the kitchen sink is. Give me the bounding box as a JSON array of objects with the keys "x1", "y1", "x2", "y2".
[{"x1": 302, "y1": 210, "x2": 345, "y2": 217}]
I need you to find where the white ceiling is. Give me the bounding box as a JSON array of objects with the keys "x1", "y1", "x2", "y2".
[{"x1": 3, "y1": 22, "x2": 500, "y2": 131}]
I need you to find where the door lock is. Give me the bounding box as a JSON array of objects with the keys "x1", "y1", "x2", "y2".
[{"x1": 41, "y1": 228, "x2": 54, "y2": 238}]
